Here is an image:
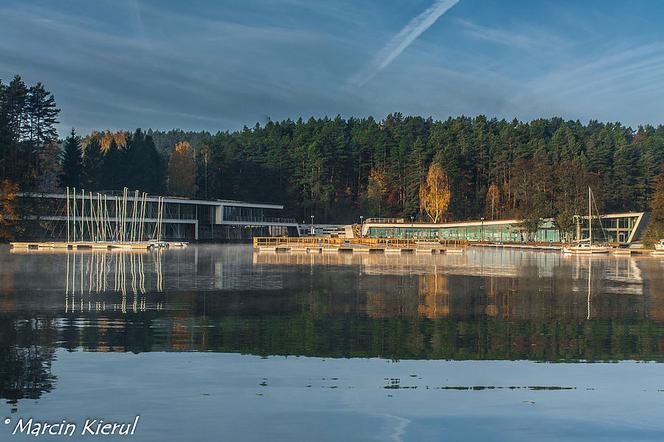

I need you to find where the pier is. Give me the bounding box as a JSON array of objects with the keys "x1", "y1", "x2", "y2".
[
  {"x1": 9, "y1": 241, "x2": 187, "y2": 251},
  {"x1": 253, "y1": 237, "x2": 468, "y2": 254}
]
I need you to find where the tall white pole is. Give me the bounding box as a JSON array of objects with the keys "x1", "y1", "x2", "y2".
[
  {"x1": 89, "y1": 192, "x2": 95, "y2": 241},
  {"x1": 588, "y1": 187, "x2": 592, "y2": 246},
  {"x1": 139, "y1": 192, "x2": 147, "y2": 242},
  {"x1": 122, "y1": 187, "x2": 128, "y2": 242},
  {"x1": 131, "y1": 190, "x2": 139, "y2": 242},
  {"x1": 97, "y1": 193, "x2": 103, "y2": 241},
  {"x1": 161, "y1": 197, "x2": 165, "y2": 240},
  {"x1": 157, "y1": 197, "x2": 164, "y2": 241},
  {"x1": 66, "y1": 187, "x2": 70, "y2": 243},
  {"x1": 80, "y1": 189, "x2": 86, "y2": 241},
  {"x1": 115, "y1": 196, "x2": 119, "y2": 241},
  {"x1": 103, "y1": 194, "x2": 109, "y2": 242},
  {"x1": 72, "y1": 187, "x2": 77, "y2": 242}
]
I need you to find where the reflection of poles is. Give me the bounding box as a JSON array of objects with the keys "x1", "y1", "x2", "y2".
[
  {"x1": 65, "y1": 252, "x2": 70, "y2": 312},
  {"x1": 139, "y1": 254, "x2": 145, "y2": 293},
  {"x1": 88, "y1": 252, "x2": 94, "y2": 294},
  {"x1": 130, "y1": 254, "x2": 137, "y2": 294},
  {"x1": 155, "y1": 249, "x2": 163, "y2": 292},
  {"x1": 64, "y1": 250, "x2": 164, "y2": 314},
  {"x1": 587, "y1": 259, "x2": 592, "y2": 320},
  {"x1": 79, "y1": 252, "x2": 83, "y2": 310}
]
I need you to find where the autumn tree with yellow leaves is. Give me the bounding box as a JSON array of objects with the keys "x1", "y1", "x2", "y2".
[
  {"x1": 366, "y1": 168, "x2": 388, "y2": 217},
  {"x1": 419, "y1": 163, "x2": 451, "y2": 223},
  {"x1": 168, "y1": 141, "x2": 197, "y2": 197},
  {"x1": 0, "y1": 180, "x2": 19, "y2": 241},
  {"x1": 485, "y1": 183, "x2": 500, "y2": 220}
]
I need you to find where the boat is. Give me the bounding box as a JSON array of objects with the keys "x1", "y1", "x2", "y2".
[
  {"x1": 561, "y1": 187, "x2": 611, "y2": 254},
  {"x1": 652, "y1": 240, "x2": 664, "y2": 255},
  {"x1": 562, "y1": 243, "x2": 610, "y2": 254}
]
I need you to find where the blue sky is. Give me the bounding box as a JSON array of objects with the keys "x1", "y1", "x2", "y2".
[{"x1": 1, "y1": 0, "x2": 663, "y2": 134}]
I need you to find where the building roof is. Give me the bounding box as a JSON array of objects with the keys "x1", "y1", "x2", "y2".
[{"x1": 17, "y1": 191, "x2": 284, "y2": 210}]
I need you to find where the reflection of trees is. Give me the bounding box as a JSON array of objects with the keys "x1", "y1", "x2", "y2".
[
  {"x1": 0, "y1": 318, "x2": 56, "y2": 408},
  {"x1": 5, "y1": 248, "x2": 664, "y2": 407},
  {"x1": 418, "y1": 274, "x2": 449, "y2": 319}
]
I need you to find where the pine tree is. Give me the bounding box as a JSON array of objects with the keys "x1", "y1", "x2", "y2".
[
  {"x1": 101, "y1": 139, "x2": 124, "y2": 190},
  {"x1": 644, "y1": 163, "x2": 664, "y2": 246},
  {"x1": 0, "y1": 76, "x2": 27, "y2": 181},
  {"x1": 25, "y1": 82, "x2": 59, "y2": 145},
  {"x1": 37, "y1": 140, "x2": 62, "y2": 192},
  {"x1": 82, "y1": 137, "x2": 103, "y2": 190},
  {"x1": 60, "y1": 128, "x2": 83, "y2": 189},
  {"x1": 124, "y1": 129, "x2": 165, "y2": 193}
]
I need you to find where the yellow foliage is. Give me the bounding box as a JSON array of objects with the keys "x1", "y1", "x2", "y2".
[
  {"x1": 367, "y1": 168, "x2": 387, "y2": 200},
  {"x1": 100, "y1": 130, "x2": 129, "y2": 152},
  {"x1": 419, "y1": 163, "x2": 451, "y2": 223},
  {"x1": 486, "y1": 183, "x2": 500, "y2": 220},
  {"x1": 168, "y1": 141, "x2": 197, "y2": 197},
  {"x1": 0, "y1": 180, "x2": 19, "y2": 240},
  {"x1": 174, "y1": 141, "x2": 192, "y2": 155}
]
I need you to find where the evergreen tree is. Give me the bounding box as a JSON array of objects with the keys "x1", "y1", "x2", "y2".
[
  {"x1": 25, "y1": 82, "x2": 59, "y2": 145},
  {"x1": 644, "y1": 163, "x2": 664, "y2": 246},
  {"x1": 82, "y1": 138, "x2": 103, "y2": 191},
  {"x1": 37, "y1": 140, "x2": 62, "y2": 192},
  {"x1": 100, "y1": 139, "x2": 124, "y2": 190},
  {"x1": 60, "y1": 128, "x2": 83, "y2": 189}
]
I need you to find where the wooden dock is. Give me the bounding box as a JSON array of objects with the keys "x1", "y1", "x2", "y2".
[
  {"x1": 253, "y1": 237, "x2": 468, "y2": 254},
  {"x1": 9, "y1": 241, "x2": 187, "y2": 251}
]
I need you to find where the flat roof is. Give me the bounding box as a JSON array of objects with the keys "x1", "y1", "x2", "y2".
[
  {"x1": 365, "y1": 212, "x2": 646, "y2": 229},
  {"x1": 17, "y1": 192, "x2": 284, "y2": 210}
]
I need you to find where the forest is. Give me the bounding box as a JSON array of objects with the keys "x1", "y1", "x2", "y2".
[{"x1": 3, "y1": 73, "x2": 664, "y2": 240}]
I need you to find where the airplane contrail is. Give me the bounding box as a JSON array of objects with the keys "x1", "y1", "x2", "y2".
[{"x1": 348, "y1": 0, "x2": 460, "y2": 87}]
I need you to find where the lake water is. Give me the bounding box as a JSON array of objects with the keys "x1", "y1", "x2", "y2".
[{"x1": 2, "y1": 244, "x2": 664, "y2": 441}]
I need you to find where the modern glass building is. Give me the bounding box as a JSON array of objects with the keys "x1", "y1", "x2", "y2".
[
  {"x1": 16, "y1": 192, "x2": 299, "y2": 241},
  {"x1": 362, "y1": 213, "x2": 647, "y2": 245},
  {"x1": 577, "y1": 212, "x2": 647, "y2": 244}
]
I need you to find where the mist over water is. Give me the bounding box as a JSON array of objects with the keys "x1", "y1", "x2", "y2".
[{"x1": 2, "y1": 245, "x2": 664, "y2": 440}]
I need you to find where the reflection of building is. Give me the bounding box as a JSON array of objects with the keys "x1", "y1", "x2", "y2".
[
  {"x1": 362, "y1": 212, "x2": 648, "y2": 245},
  {"x1": 17, "y1": 192, "x2": 299, "y2": 241}
]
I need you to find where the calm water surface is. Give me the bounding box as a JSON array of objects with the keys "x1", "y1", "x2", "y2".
[{"x1": 2, "y1": 244, "x2": 664, "y2": 441}]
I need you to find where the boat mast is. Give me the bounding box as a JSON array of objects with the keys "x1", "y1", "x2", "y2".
[{"x1": 588, "y1": 187, "x2": 592, "y2": 246}]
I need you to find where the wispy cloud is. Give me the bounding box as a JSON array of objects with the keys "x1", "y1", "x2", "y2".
[
  {"x1": 456, "y1": 18, "x2": 566, "y2": 51},
  {"x1": 347, "y1": 0, "x2": 459, "y2": 87}
]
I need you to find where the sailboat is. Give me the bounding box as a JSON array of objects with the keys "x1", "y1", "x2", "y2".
[{"x1": 561, "y1": 187, "x2": 611, "y2": 254}]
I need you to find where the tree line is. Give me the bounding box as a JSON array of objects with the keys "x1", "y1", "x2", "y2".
[{"x1": 3, "y1": 73, "x2": 664, "y2": 241}]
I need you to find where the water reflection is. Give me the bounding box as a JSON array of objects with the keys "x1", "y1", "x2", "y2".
[
  {"x1": 3, "y1": 245, "x2": 664, "y2": 405},
  {"x1": 63, "y1": 250, "x2": 165, "y2": 314}
]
